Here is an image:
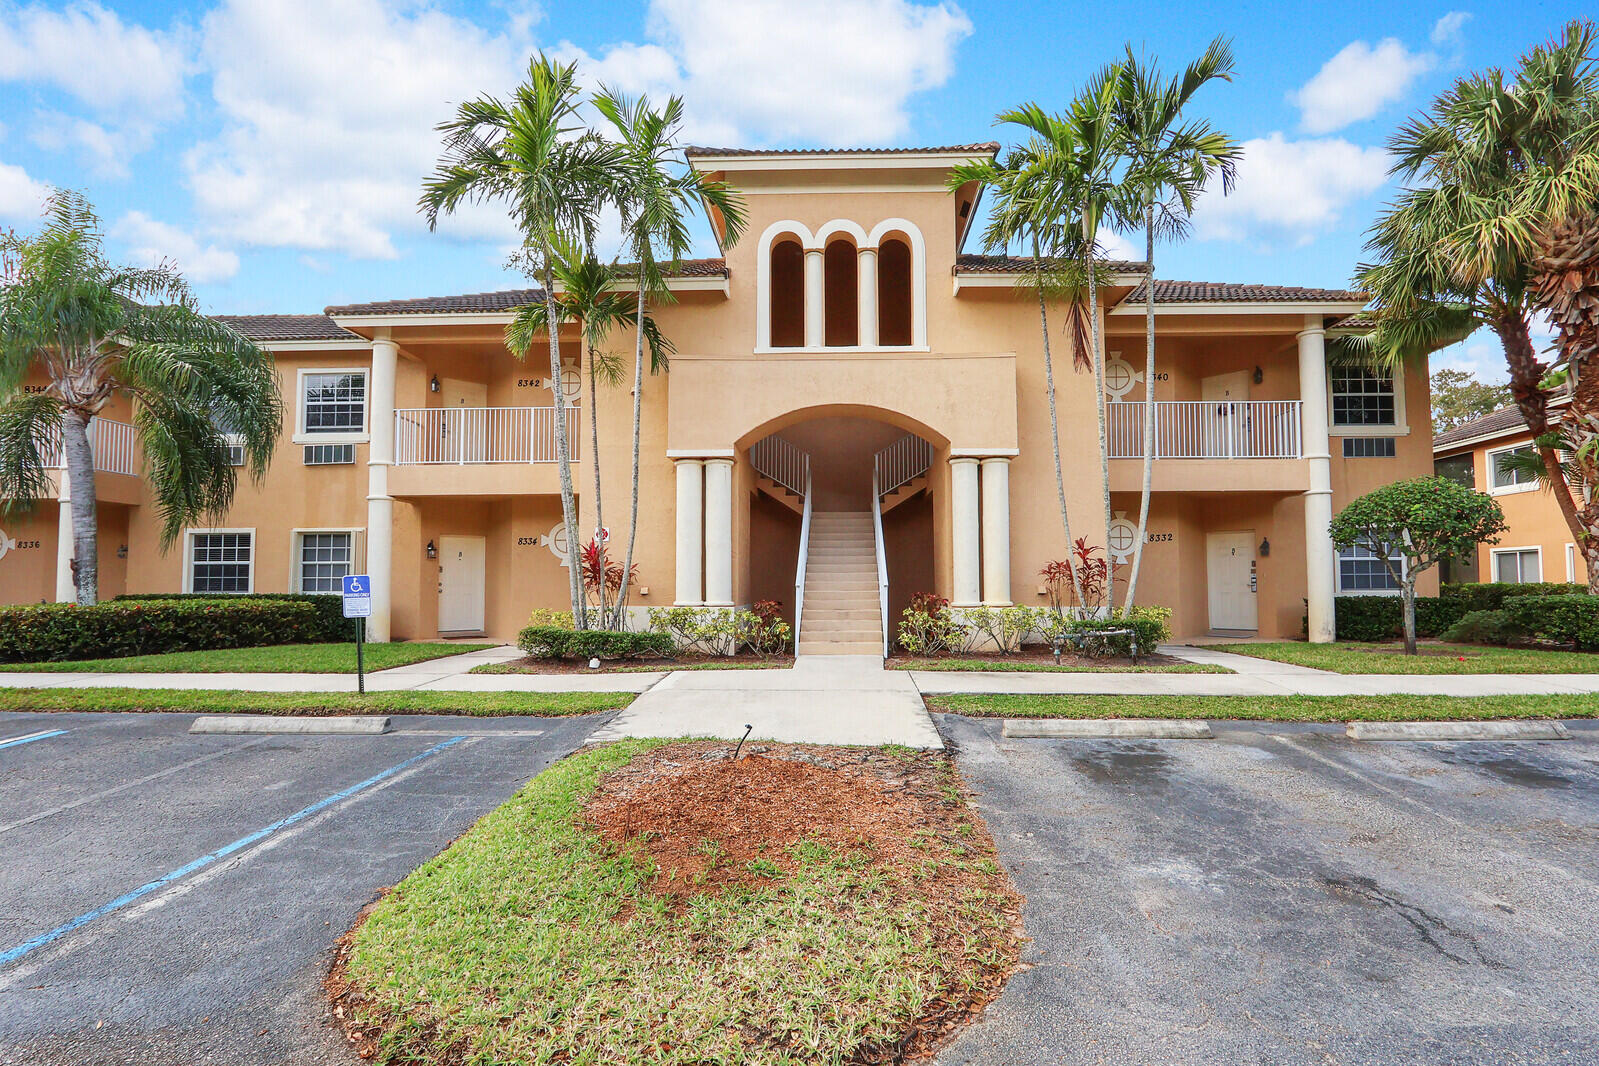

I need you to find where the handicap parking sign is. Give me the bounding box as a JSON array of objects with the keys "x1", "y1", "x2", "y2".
[{"x1": 342, "y1": 574, "x2": 372, "y2": 618}]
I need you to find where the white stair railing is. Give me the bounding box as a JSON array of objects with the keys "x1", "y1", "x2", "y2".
[
  {"x1": 793, "y1": 466, "x2": 814, "y2": 649},
  {"x1": 871, "y1": 464, "x2": 889, "y2": 659},
  {"x1": 873, "y1": 433, "x2": 933, "y2": 497},
  {"x1": 750, "y1": 434, "x2": 809, "y2": 497}
]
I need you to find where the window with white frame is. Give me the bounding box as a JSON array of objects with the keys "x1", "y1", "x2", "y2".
[
  {"x1": 1489, "y1": 444, "x2": 1537, "y2": 492},
  {"x1": 1338, "y1": 540, "x2": 1403, "y2": 592},
  {"x1": 296, "y1": 531, "x2": 355, "y2": 593},
  {"x1": 188, "y1": 531, "x2": 253, "y2": 594},
  {"x1": 300, "y1": 370, "x2": 367, "y2": 437},
  {"x1": 1492, "y1": 547, "x2": 1540, "y2": 583},
  {"x1": 1330, "y1": 366, "x2": 1396, "y2": 427},
  {"x1": 1568, "y1": 543, "x2": 1578, "y2": 583}
]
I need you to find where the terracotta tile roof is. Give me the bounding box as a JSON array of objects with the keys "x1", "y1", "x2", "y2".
[
  {"x1": 324, "y1": 259, "x2": 728, "y2": 316},
  {"x1": 956, "y1": 253, "x2": 1147, "y2": 274},
  {"x1": 215, "y1": 314, "x2": 360, "y2": 342},
  {"x1": 1433, "y1": 405, "x2": 1533, "y2": 451},
  {"x1": 1128, "y1": 278, "x2": 1367, "y2": 304},
  {"x1": 686, "y1": 143, "x2": 1000, "y2": 157}
]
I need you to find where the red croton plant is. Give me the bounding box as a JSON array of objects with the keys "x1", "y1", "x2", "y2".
[{"x1": 1041, "y1": 538, "x2": 1118, "y2": 614}]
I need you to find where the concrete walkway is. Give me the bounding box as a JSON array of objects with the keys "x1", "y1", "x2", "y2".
[{"x1": 587, "y1": 655, "x2": 945, "y2": 749}]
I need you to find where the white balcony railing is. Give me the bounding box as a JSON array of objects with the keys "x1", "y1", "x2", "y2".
[
  {"x1": 41, "y1": 417, "x2": 140, "y2": 476},
  {"x1": 1107, "y1": 400, "x2": 1302, "y2": 460},
  {"x1": 394, "y1": 406, "x2": 580, "y2": 465}
]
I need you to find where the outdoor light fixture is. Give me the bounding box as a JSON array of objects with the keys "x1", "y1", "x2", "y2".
[
  {"x1": 426, "y1": 540, "x2": 437, "y2": 559},
  {"x1": 429, "y1": 375, "x2": 441, "y2": 393},
  {"x1": 116, "y1": 544, "x2": 128, "y2": 559},
  {"x1": 1253, "y1": 366, "x2": 1264, "y2": 385},
  {"x1": 1259, "y1": 537, "x2": 1270, "y2": 557}
]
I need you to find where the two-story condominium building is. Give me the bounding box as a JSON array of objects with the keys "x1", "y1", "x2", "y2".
[{"x1": 0, "y1": 144, "x2": 1435, "y2": 646}]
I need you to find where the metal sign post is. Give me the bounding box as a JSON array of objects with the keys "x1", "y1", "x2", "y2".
[{"x1": 341, "y1": 575, "x2": 373, "y2": 695}]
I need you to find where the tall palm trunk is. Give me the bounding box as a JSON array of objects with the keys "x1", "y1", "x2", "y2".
[
  {"x1": 1031, "y1": 236, "x2": 1087, "y2": 608},
  {"x1": 614, "y1": 281, "x2": 647, "y2": 629},
  {"x1": 60, "y1": 409, "x2": 99, "y2": 605},
  {"x1": 1123, "y1": 203, "x2": 1157, "y2": 608},
  {"x1": 1083, "y1": 216, "x2": 1113, "y2": 581},
  {"x1": 542, "y1": 250, "x2": 586, "y2": 628},
  {"x1": 585, "y1": 334, "x2": 607, "y2": 625}
]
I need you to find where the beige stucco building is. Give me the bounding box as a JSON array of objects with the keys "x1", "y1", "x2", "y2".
[
  {"x1": 1433, "y1": 398, "x2": 1591, "y2": 587},
  {"x1": 0, "y1": 144, "x2": 1436, "y2": 645}
]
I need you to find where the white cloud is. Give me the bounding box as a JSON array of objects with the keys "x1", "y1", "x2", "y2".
[
  {"x1": 1192, "y1": 133, "x2": 1389, "y2": 246},
  {"x1": 1097, "y1": 228, "x2": 1142, "y2": 263},
  {"x1": 0, "y1": 159, "x2": 51, "y2": 222},
  {"x1": 560, "y1": 0, "x2": 972, "y2": 146},
  {"x1": 29, "y1": 114, "x2": 140, "y2": 179},
  {"x1": 112, "y1": 211, "x2": 240, "y2": 284},
  {"x1": 1431, "y1": 334, "x2": 1509, "y2": 386},
  {"x1": 1431, "y1": 11, "x2": 1471, "y2": 49},
  {"x1": 1290, "y1": 38, "x2": 1434, "y2": 134},
  {"x1": 187, "y1": 0, "x2": 531, "y2": 259}
]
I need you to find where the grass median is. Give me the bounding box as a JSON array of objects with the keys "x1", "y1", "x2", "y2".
[
  {"x1": 1210, "y1": 641, "x2": 1599, "y2": 674},
  {"x1": 926, "y1": 692, "x2": 1599, "y2": 722},
  {"x1": 0, "y1": 642, "x2": 493, "y2": 674},
  {"x1": 331, "y1": 739, "x2": 1022, "y2": 1066},
  {"x1": 0, "y1": 687, "x2": 632, "y2": 717}
]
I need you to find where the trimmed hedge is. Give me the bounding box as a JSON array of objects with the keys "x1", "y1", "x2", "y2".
[
  {"x1": 517, "y1": 625, "x2": 675, "y2": 661},
  {"x1": 1503, "y1": 594, "x2": 1599, "y2": 651},
  {"x1": 115, "y1": 593, "x2": 351, "y2": 643},
  {"x1": 1331, "y1": 583, "x2": 1590, "y2": 642},
  {"x1": 0, "y1": 600, "x2": 322, "y2": 663}
]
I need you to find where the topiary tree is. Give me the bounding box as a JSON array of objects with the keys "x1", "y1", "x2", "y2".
[{"x1": 1330, "y1": 477, "x2": 1507, "y2": 655}]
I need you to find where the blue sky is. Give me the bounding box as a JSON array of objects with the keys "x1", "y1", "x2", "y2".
[{"x1": 0, "y1": 1, "x2": 1587, "y2": 382}]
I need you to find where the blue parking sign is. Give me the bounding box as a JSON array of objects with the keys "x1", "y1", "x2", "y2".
[{"x1": 342, "y1": 574, "x2": 372, "y2": 618}]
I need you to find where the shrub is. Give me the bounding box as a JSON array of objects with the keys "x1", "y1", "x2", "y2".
[
  {"x1": 1502, "y1": 594, "x2": 1599, "y2": 651},
  {"x1": 737, "y1": 601, "x2": 791, "y2": 656},
  {"x1": 962, "y1": 606, "x2": 1035, "y2": 654},
  {"x1": 525, "y1": 607, "x2": 575, "y2": 630},
  {"x1": 897, "y1": 593, "x2": 965, "y2": 655},
  {"x1": 1072, "y1": 606, "x2": 1172, "y2": 657},
  {"x1": 646, "y1": 607, "x2": 738, "y2": 655},
  {"x1": 1440, "y1": 582, "x2": 1587, "y2": 611},
  {"x1": 517, "y1": 625, "x2": 674, "y2": 661},
  {"x1": 115, "y1": 592, "x2": 350, "y2": 642},
  {"x1": 0, "y1": 599, "x2": 321, "y2": 663},
  {"x1": 1440, "y1": 609, "x2": 1523, "y2": 646}
]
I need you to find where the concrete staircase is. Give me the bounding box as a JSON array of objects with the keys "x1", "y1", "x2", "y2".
[{"x1": 798, "y1": 511, "x2": 882, "y2": 656}]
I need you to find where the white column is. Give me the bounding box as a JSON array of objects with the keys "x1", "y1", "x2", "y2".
[
  {"x1": 674, "y1": 458, "x2": 704, "y2": 605},
  {"x1": 366, "y1": 334, "x2": 398, "y2": 642},
  {"x1": 1297, "y1": 317, "x2": 1336, "y2": 643},
  {"x1": 857, "y1": 246, "x2": 878, "y2": 348},
  {"x1": 703, "y1": 457, "x2": 734, "y2": 606},
  {"x1": 54, "y1": 469, "x2": 75, "y2": 603},
  {"x1": 950, "y1": 457, "x2": 982, "y2": 607},
  {"x1": 803, "y1": 247, "x2": 825, "y2": 348},
  {"x1": 980, "y1": 457, "x2": 1011, "y2": 605}
]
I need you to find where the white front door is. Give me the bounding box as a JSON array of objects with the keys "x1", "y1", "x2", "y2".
[
  {"x1": 439, "y1": 378, "x2": 488, "y2": 463},
  {"x1": 437, "y1": 535, "x2": 486, "y2": 633},
  {"x1": 1206, "y1": 530, "x2": 1258, "y2": 631},
  {"x1": 1201, "y1": 371, "x2": 1251, "y2": 457}
]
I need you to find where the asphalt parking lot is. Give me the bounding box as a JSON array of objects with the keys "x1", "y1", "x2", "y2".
[
  {"x1": 0, "y1": 710, "x2": 604, "y2": 1066},
  {"x1": 935, "y1": 715, "x2": 1599, "y2": 1066}
]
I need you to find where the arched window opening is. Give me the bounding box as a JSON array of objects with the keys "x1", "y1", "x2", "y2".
[
  {"x1": 877, "y1": 237, "x2": 913, "y2": 346},
  {"x1": 824, "y1": 238, "x2": 858, "y2": 347},
  {"x1": 770, "y1": 238, "x2": 804, "y2": 348}
]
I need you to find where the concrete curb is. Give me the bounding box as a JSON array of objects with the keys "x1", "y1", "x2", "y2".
[
  {"x1": 1347, "y1": 720, "x2": 1572, "y2": 742},
  {"x1": 189, "y1": 715, "x2": 392, "y2": 735},
  {"x1": 1002, "y1": 718, "x2": 1214, "y2": 739}
]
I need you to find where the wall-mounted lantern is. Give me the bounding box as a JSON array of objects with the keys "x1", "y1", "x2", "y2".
[
  {"x1": 1259, "y1": 537, "x2": 1270, "y2": 557},
  {"x1": 1253, "y1": 365, "x2": 1264, "y2": 385},
  {"x1": 426, "y1": 540, "x2": 437, "y2": 559},
  {"x1": 429, "y1": 375, "x2": 441, "y2": 393},
  {"x1": 116, "y1": 544, "x2": 128, "y2": 559}
]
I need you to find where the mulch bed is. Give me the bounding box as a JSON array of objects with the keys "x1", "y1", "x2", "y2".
[{"x1": 487, "y1": 653, "x2": 793, "y2": 674}]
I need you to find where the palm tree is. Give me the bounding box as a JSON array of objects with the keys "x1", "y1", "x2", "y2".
[
  {"x1": 1114, "y1": 38, "x2": 1240, "y2": 609},
  {"x1": 420, "y1": 54, "x2": 622, "y2": 626},
  {"x1": 949, "y1": 144, "x2": 1090, "y2": 608},
  {"x1": 506, "y1": 236, "x2": 672, "y2": 627},
  {"x1": 0, "y1": 190, "x2": 281, "y2": 604},
  {"x1": 593, "y1": 88, "x2": 747, "y2": 624},
  {"x1": 1356, "y1": 21, "x2": 1599, "y2": 590}
]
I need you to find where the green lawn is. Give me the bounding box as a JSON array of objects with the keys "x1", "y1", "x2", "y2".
[
  {"x1": 892, "y1": 658, "x2": 1229, "y2": 674},
  {"x1": 1211, "y1": 641, "x2": 1599, "y2": 674},
  {"x1": 0, "y1": 642, "x2": 492, "y2": 674},
  {"x1": 338, "y1": 741, "x2": 1019, "y2": 1066},
  {"x1": 0, "y1": 687, "x2": 631, "y2": 717},
  {"x1": 927, "y1": 692, "x2": 1599, "y2": 722}
]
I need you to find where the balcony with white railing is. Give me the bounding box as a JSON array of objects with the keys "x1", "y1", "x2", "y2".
[
  {"x1": 42, "y1": 417, "x2": 140, "y2": 477},
  {"x1": 389, "y1": 405, "x2": 580, "y2": 496},
  {"x1": 1107, "y1": 400, "x2": 1303, "y2": 460}
]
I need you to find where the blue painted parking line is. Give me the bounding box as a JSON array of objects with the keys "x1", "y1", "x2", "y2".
[
  {"x1": 0, "y1": 735, "x2": 465, "y2": 968},
  {"x1": 0, "y1": 729, "x2": 68, "y2": 751}
]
